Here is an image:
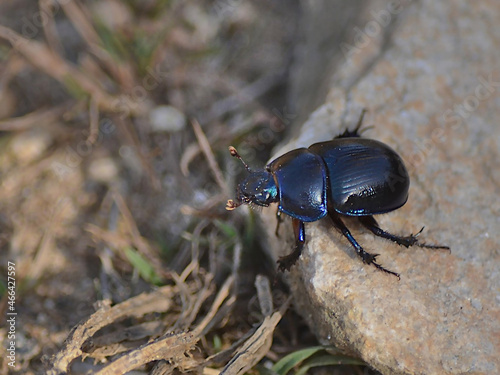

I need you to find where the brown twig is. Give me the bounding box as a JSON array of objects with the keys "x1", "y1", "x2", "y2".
[
  {"x1": 0, "y1": 25, "x2": 143, "y2": 115},
  {"x1": 48, "y1": 286, "x2": 175, "y2": 374},
  {"x1": 0, "y1": 104, "x2": 69, "y2": 132},
  {"x1": 191, "y1": 119, "x2": 229, "y2": 197}
]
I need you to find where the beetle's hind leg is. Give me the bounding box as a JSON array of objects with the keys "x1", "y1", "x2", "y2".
[
  {"x1": 277, "y1": 218, "x2": 305, "y2": 272},
  {"x1": 358, "y1": 216, "x2": 450, "y2": 250},
  {"x1": 335, "y1": 109, "x2": 373, "y2": 139},
  {"x1": 329, "y1": 211, "x2": 400, "y2": 278}
]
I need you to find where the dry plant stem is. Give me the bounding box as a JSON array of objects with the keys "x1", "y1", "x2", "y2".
[
  {"x1": 192, "y1": 275, "x2": 235, "y2": 336},
  {"x1": 39, "y1": 0, "x2": 64, "y2": 55},
  {"x1": 48, "y1": 286, "x2": 175, "y2": 374},
  {"x1": 204, "y1": 70, "x2": 285, "y2": 123},
  {"x1": 60, "y1": 0, "x2": 102, "y2": 49},
  {"x1": 88, "y1": 97, "x2": 99, "y2": 143},
  {"x1": 0, "y1": 25, "x2": 142, "y2": 115},
  {"x1": 0, "y1": 53, "x2": 26, "y2": 89},
  {"x1": 180, "y1": 142, "x2": 200, "y2": 176},
  {"x1": 90, "y1": 321, "x2": 166, "y2": 347},
  {"x1": 94, "y1": 332, "x2": 200, "y2": 375},
  {"x1": 58, "y1": 0, "x2": 135, "y2": 88},
  {"x1": 93, "y1": 276, "x2": 234, "y2": 375},
  {"x1": 112, "y1": 116, "x2": 162, "y2": 190},
  {"x1": 191, "y1": 119, "x2": 230, "y2": 197},
  {"x1": 0, "y1": 104, "x2": 69, "y2": 131},
  {"x1": 112, "y1": 191, "x2": 166, "y2": 278},
  {"x1": 220, "y1": 296, "x2": 292, "y2": 375},
  {"x1": 86, "y1": 224, "x2": 132, "y2": 251},
  {"x1": 86, "y1": 321, "x2": 167, "y2": 362},
  {"x1": 173, "y1": 272, "x2": 215, "y2": 330}
]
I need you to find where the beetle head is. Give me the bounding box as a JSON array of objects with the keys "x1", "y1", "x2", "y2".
[{"x1": 226, "y1": 146, "x2": 278, "y2": 210}]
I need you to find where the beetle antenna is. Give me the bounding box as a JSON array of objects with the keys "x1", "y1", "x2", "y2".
[{"x1": 228, "y1": 146, "x2": 251, "y2": 172}]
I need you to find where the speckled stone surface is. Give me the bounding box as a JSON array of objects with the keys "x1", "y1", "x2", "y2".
[{"x1": 261, "y1": 1, "x2": 500, "y2": 374}]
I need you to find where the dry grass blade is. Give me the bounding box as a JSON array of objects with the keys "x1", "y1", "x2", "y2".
[
  {"x1": 59, "y1": 0, "x2": 102, "y2": 48},
  {"x1": 193, "y1": 275, "x2": 235, "y2": 336},
  {"x1": 220, "y1": 296, "x2": 292, "y2": 375},
  {"x1": 205, "y1": 70, "x2": 285, "y2": 123},
  {"x1": 112, "y1": 192, "x2": 166, "y2": 277},
  {"x1": 180, "y1": 142, "x2": 201, "y2": 177},
  {"x1": 94, "y1": 331, "x2": 199, "y2": 375},
  {"x1": 48, "y1": 286, "x2": 175, "y2": 374},
  {"x1": 172, "y1": 272, "x2": 214, "y2": 330},
  {"x1": 39, "y1": 0, "x2": 64, "y2": 54},
  {"x1": 0, "y1": 104, "x2": 68, "y2": 131},
  {"x1": 255, "y1": 275, "x2": 273, "y2": 317},
  {"x1": 85, "y1": 321, "x2": 166, "y2": 362},
  {"x1": 0, "y1": 25, "x2": 141, "y2": 115},
  {"x1": 57, "y1": 276, "x2": 234, "y2": 374},
  {"x1": 112, "y1": 116, "x2": 161, "y2": 189},
  {"x1": 191, "y1": 119, "x2": 229, "y2": 197},
  {"x1": 88, "y1": 96, "x2": 99, "y2": 143},
  {"x1": 86, "y1": 224, "x2": 132, "y2": 250},
  {"x1": 59, "y1": 0, "x2": 135, "y2": 88}
]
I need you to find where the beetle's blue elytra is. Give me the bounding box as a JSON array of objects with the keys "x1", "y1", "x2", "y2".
[{"x1": 227, "y1": 110, "x2": 449, "y2": 278}]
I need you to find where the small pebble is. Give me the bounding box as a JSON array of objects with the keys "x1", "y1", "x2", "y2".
[
  {"x1": 149, "y1": 105, "x2": 186, "y2": 133},
  {"x1": 11, "y1": 129, "x2": 53, "y2": 163},
  {"x1": 88, "y1": 157, "x2": 119, "y2": 183}
]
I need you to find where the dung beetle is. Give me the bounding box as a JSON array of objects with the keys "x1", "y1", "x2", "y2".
[{"x1": 226, "y1": 110, "x2": 449, "y2": 278}]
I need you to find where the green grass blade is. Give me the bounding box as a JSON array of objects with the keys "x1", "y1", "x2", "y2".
[
  {"x1": 272, "y1": 346, "x2": 325, "y2": 375},
  {"x1": 124, "y1": 247, "x2": 162, "y2": 285},
  {"x1": 295, "y1": 353, "x2": 366, "y2": 375}
]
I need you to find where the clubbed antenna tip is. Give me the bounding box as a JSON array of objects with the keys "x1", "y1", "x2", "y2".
[
  {"x1": 226, "y1": 199, "x2": 240, "y2": 210},
  {"x1": 228, "y1": 146, "x2": 251, "y2": 172}
]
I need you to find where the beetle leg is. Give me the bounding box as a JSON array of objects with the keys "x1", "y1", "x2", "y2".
[
  {"x1": 277, "y1": 218, "x2": 305, "y2": 272},
  {"x1": 358, "y1": 216, "x2": 450, "y2": 250},
  {"x1": 275, "y1": 208, "x2": 283, "y2": 237},
  {"x1": 329, "y1": 211, "x2": 400, "y2": 278}
]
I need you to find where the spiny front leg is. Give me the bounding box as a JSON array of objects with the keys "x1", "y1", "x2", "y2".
[
  {"x1": 329, "y1": 211, "x2": 400, "y2": 279},
  {"x1": 358, "y1": 216, "x2": 450, "y2": 250},
  {"x1": 277, "y1": 218, "x2": 305, "y2": 272}
]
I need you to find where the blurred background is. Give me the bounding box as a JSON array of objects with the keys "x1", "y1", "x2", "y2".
[{"x1": 0, "y1": 1, "x2": 376, "y2": 374}]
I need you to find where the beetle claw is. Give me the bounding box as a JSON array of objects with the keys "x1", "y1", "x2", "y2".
[
  {"x1": 362, "y1": 253, "x2": 379, "y2": 264},
  {"x1": 372, "y1": 262, "x2": 401, "y2": 279},
  {"x1": 415, "y1": 226, "x2": 425, "y2": 236},
  {"x1": 277, "y1": 258, "x2": 293, "y2": 272},
  {"x1": 417, "y1": 242, "x2": 451, "y2": 251},
  {"x1": 277, "y1": 250, "x2": 301, "y2": 272}
]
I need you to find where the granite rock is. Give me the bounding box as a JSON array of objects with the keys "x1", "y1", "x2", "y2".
[{"x1": 261, "y1": 1, "x2": 500, "y2": 374}]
